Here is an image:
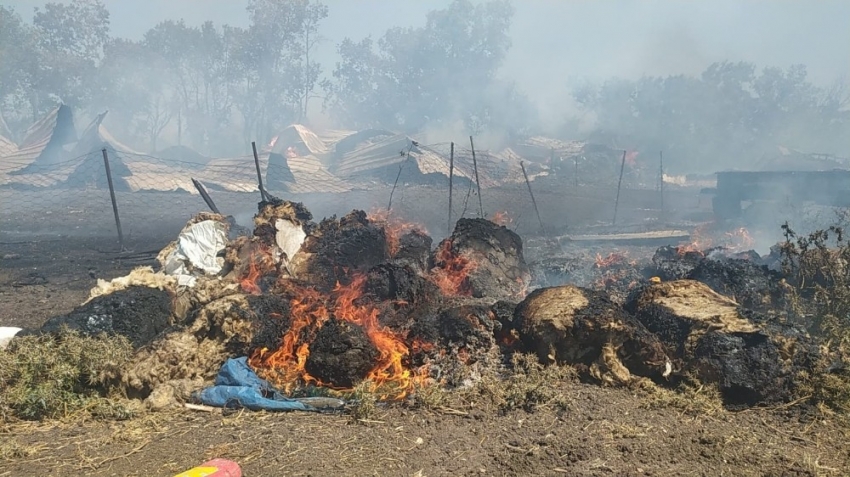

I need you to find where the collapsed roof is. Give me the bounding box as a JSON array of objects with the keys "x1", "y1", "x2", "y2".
[
  {"x1": 1, "y1": 104, "x2": 77, "y2": 180},
  {"x1": 1, "y1": 117, "x2": 611, "y2": 193}
]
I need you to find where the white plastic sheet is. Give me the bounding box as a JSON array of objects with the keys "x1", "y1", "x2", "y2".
[
  {"x1": 164, "y1": 220, "x2": 229, "y2": 283},
  {"x1": 275, "y1": 219, "x2": 306, "y2": 261}
]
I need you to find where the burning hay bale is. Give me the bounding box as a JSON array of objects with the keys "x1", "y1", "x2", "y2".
[
  {"x1": 288, "y1": 210, "x2": 390, "y2": 288},
  {"x1": 514, "y1": 285, "x2": 671, "y2": 386},
  {"x1": 304, "y1": 318, "x2": 380, "y2": 388},
  {"x1": 393, "y1": 229, "x2": 433, "y2": 272},
  {"x1": 431, "y1": 218, "x2": 530, "y2": 299},
  {"x1": 624, "y1": 280, "x2": 798, "y2": 406}
]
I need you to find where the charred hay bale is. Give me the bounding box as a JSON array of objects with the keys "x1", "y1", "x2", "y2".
[
  {"x1": 434, "y1": 218, "x2": 530, "y2": 299},
  {"x1": 394, "y1": 230, "x2": 433, "y2": 272},
  {"x1": 289, "y1": 210, "x2": 390, "y2": 288},
  {"x1": 304, "y1": 319, "x2": 379, "y2": 388},
  {"x1": 243, "y1": 294, "x2": 291, "y2": 352},
  {"x1": 514, "y1": 285, "x2": 671, "y2": 385},
  {"x1": 490, "y1": 300, "x2": 518, "y2": 332},
  {"x1": 37, "y1": 286, "x2": 173, "y2": 349},
  {"x1": 366, "y1": 263, "x2": 438, "y2": 304},
  {"x1": 624, "y1": 280, "x2": 795, "y2": 406},
  {"x1": 687, "y1": 254, "x2": 789, "y2": 312},
  {"x1": 648, "y1": 245, "x2": 707, "y2": 281}
]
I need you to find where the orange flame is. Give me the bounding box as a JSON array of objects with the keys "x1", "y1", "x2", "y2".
[
  {"x1": 239, "y1": 245, "x2": 277, "y2": 295},
  {"x1": 676, "y1": 224, "x2": 755, "y2": 256},
  {"x1": 490, "y1": 210, "x2": 513, "y2": 227},
  {"x1": 725, "y1": 227, "x2": 755, "y2": 252},
  {"x1": 429, "y1": 240, "x2": 476, "y2": 296},
  {"x1": 368, "y1": 209, "x2": 428, "y2": 257},
  {"x1": 676, "y1": 223, "x2": 712, "y2": 256},
  {"x1": 594, "y1": 252, "x2": 630, "y2": 268},
  {"x1": 249, "y1": 275, "x2": 429, "y2": 400}
]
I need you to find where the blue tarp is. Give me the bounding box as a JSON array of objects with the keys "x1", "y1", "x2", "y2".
[{"x1": 196, "y1": 357, "x2": 344, "y2": 412}]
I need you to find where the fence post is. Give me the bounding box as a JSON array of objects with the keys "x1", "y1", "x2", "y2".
[
  {"x1": 192, "y1": 178, "x2": 221, "y2": 214},
  {"x1": 469, "y1": 136, "x2": 484, "y2": 218},
  {"x1": 252, "y1": 141, "x2": 269, "y2": 202},
  {"x1": 101, "y1": 148, "x2": 124, "y2": 250},
  {"x1": 448, "y1": 142, "x2": 454, "y2": 235},
  {"x1": 521, "y1": 161, "x2": 546, "y2": 236},
  {"x1": 659, "y1": 151, "x2": 665, "y2": 222},
  {"x1": 612, "y1": 150, "x2": 627, "y2": 226}
]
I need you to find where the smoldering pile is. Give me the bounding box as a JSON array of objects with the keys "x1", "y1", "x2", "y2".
[{"x1": 16, "y1": 200, "x2": 836, "y2": 412}]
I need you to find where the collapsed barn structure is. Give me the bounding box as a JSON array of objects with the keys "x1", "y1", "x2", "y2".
[{"x1": 0, "y1": 105, "x2": 641, "y2": 196}]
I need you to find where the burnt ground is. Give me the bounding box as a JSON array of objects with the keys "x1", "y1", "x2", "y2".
[{"x1": 1, "y1": 186, "x2": 849, "y2": 476}]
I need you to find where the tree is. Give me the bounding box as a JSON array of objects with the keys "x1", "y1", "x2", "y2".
[
  {"x1": 571, "y1": 62, "x2": 850, "y2": 173},
  {"x1": 327, "y1": 0, "x2": 517, "y2": 135},
  {"x1": 30, "y1": 0, "x2": 111, "y2": 114},
  {"x1": 0, "y1": 6, "x2": 39, "y2": 136},
  {"x1": 228, "y1": 0, "x2": 328, "y2": 143}
]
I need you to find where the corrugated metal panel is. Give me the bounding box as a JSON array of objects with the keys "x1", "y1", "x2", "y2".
[
  {"x1": 285, "y1": 153, "x2": 351, "y2": 193},
  {"x1": 271, "y1": 124, "x2": 330, "y2": 157},
  {"x1": 0, "y1": 135, "x2": 16, "y2": 158},
  {"x1": 1, "y1": 104, "x2": 78, "y2": 174}
]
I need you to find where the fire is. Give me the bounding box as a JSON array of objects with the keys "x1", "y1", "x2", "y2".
[
  {"x1": 676, "y1": 223, "x2": 712, "y2": 256},
  {"x1": 490, "y1": 210, "x2": 513, "y2": 227},
  {"x1": 368, "y1": 209, "x2": 427, "y2": 257},
  {"x1": 249, "y1": 274, "x2": 428, "y2": 400},
  {"x1": 429, "y1": 240, "x2": 476, "y2": 296},
  {"x1": 240, "y1": 256, "x2": 263, "y2": 295},
  {"x1": 676, "y1": 224, "x2": 755, "y2": 256},
  {"x1": 594, "y1": 252, "x2": 629, "y2": 268},
  {"x1": 240, "y1": 248, "x2": 276, "y2": 295},
  {"x1": 725, "y1": 227, "x2": 754, "y2": 252}
]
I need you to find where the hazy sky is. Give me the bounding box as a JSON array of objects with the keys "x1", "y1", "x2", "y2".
[{"x1": 7, "y1": 0, "x2": 850, "y2": 115}]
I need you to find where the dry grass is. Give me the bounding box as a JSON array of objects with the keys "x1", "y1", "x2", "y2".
[
  {"x1": 347, "y1": 380, "x2": 379, "y2": 423},
  {"x1": 463, "y1": 353, "x2": 578, "y2": 414},
  {"x1": 633, "y1": 376, "x2": 724, "y2": 417},
  {"x1": 0, "y1": 328, "x2": 134, "y2": 422}
]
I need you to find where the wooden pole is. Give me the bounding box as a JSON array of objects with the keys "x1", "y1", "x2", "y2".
[
  {"x1": 192, "y1": 178, "x2": 221, "y2": 214},
  {"x1": 521, "y1": 161, "x2": 546, "y2": 236},
  {"x1": 659, "y1": 150, "x2": 664, "y2": 222},
  {"x1": 613, "y1": 150, "x2": 627, "y2": 225},
  {"x1": 448, "y1": 142, "x2": 454, "y2": 234},
  {"x1": 469, "y1": 136, "x2": 484, "y2": 217},
  {"x1": 101, "y1": 148, "x2": 124, "y2": 250},
  {"x1": 388, "y1": 147, "x2": 410, "y2": 212},
  {"x1": 574, "y1": 156, "x2": 579, "y2": 188},
  {"x1": 252, "y1": 141, "x2": 269, "y2": 202}
]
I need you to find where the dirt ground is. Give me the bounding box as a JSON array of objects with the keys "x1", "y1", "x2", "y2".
[{"x1": 2, "y1": 186, "x2": 849, "y2": 476}]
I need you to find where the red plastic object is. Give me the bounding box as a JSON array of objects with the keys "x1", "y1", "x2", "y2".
[{"x1": 172, "y1": 458, "x2": 242, "y2": 477}]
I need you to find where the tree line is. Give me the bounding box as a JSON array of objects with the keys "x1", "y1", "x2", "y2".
[
  {"x1": 0, "y1": 0, "x2": 525, "y2": 156},
  {"x1": 0, "y1": 0, "x2": 847, "y2": 171}
]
